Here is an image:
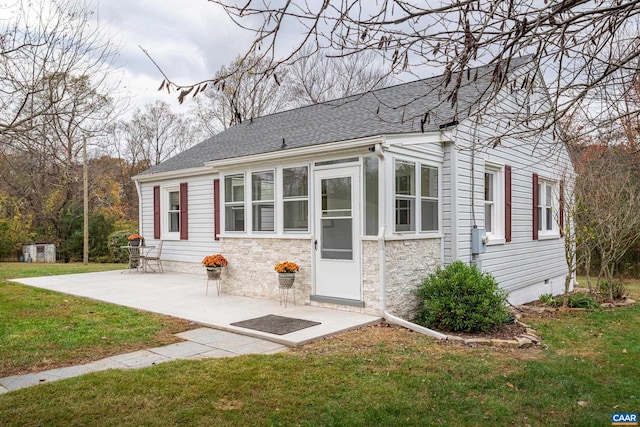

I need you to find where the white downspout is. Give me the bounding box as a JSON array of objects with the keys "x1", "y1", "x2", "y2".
[
  {"x1": 374, "y1": 143, "x2": 448, "y2": 340},
  {"x1": 134, "y1": 180, "x2": 143, "y2": 236}
]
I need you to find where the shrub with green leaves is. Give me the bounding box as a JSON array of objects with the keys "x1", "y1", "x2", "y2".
[
  {"x1": 416, "y1": 261, "x2": 510, "y2": 332},
  {"x1": 568, "y1": 293, "x2": 600, "y2": 309},
  {"x1": 539, "y1": 293, "x2": 560, "y2": 307},
  {"x1": 598, "y1": 280, "x2": 627, "y2": 300}
]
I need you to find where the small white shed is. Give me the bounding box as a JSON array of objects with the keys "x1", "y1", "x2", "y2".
[{"x1": 22, "y1": 243, "x2": 56, "y2": 263}]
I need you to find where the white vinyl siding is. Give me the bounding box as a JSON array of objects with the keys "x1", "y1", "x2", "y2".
[
  {"x1": 445, "y1": 70, "x2": 571, "y2": 303},
  {"x1": 138, "y1": 174, "x2": 221, "y2": 264}
]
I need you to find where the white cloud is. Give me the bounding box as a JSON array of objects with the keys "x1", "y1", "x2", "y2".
[{"x1": 96, "y1": 0, "x2": 255, "y2": 115}]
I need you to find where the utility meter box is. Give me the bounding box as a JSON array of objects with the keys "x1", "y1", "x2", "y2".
[{"x1": 471, "y1": 228, "x2": 487, "y2": 255}]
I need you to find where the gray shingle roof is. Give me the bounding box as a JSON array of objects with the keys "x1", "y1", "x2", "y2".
[{"x1": 140, "y1": 58, "x2": 528, "y2": 176}]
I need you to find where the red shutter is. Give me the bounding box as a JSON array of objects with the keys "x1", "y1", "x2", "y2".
[
  {"x1": 505, "y1": 165, "x2": 512, "y2": 243},
  {"x1": 153, "y1": 186, "x2": 160, "y2": 239},
  {"x1": 532, "y1": 173, "x2": 539, "y2": 241},
  {"x1": 559, "y1": 179, "x2": 565, "y2": 237},
  {"x1": 213, "y1": 179, "x2": 220, "y2": 241},
  {"x1": 180, "y1": 182, "x2": 188, "y2": 240}
]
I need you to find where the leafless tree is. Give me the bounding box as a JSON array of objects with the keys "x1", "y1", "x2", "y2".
[
  {"x1": 114, "y1": 101, "x2": 200, "y2": 167},
  {"x1": 190, "y1": 54, "x2": 293, "y2": 134},
  {"x1": 288, "y1": 46, "x2": 394, "y2": 106},
  {"x1": 152, "y1": 1, "x2": 640, "y2": 145},
  {"x1": 0, "y1": 0, "x2": 119, "y2": 139},
  {"x1": 573, "y1": 145, "x2": 640, "y2": 301}
]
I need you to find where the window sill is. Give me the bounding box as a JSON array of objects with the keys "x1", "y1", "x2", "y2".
[
  {"x1": 385, "y1": 232, "x2": 443, "y2": 241},
  {"x1": 219, "y1": 233, "x2": 311, "y2": 240},
  {"x1": 537, "y1": 233, "x2": 561, "y2": 241},
  {"x1": 162, "y1": 233, "x2": 180, "y2": 241},
  {"x1": 485, "y1": 237, "x2": 505, "y2": 246}
]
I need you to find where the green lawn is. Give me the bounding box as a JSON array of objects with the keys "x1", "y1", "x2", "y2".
[
  {"x1": 0, "y1": 262, "x2": 195, "y2": 376},
  {"x1": 0, "y1": 268, "x2": 638, "y2": 426}
]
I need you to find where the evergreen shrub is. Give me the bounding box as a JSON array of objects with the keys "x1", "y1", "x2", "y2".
[{"x1": 416, "y1": 261, "x2": 510, "y2": 332}]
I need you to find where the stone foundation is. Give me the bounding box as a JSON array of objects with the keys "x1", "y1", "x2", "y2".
[
  {"x1": 220, "y1": 238, "x2": 312, "y2": 303},
  {"x1": 161, "y1": 237, "x2": 441, "y2": 319},
  {"x1": 384, "y1": 239, "x2": 441, "y2": 320}
]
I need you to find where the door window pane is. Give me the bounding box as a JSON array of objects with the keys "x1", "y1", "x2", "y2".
[
  {"x1": 321, "y1": 218, "x2": 353, "y2": 260},
  {"x1": 321, "y1": 177, "x2": 351, "y2": 217}
]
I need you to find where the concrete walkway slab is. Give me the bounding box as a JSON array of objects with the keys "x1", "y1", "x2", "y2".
[
  {"x1": 12, "y1": 270, "x2": 381, "y2": 346},
  {"x1": 0, "y1": 327, "x2": 286, "y2": 394},
  {"x1": 2, "y1": 270, "x2": 380, "y2": 394}
]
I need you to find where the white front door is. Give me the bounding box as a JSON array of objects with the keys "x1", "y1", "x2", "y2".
[{"x1": 314, "y1": 166, "x2": 361, "y2": 301}]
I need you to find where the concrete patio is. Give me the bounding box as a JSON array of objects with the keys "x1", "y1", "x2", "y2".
[{"x1": 12, "y1": 270, "x2": 381, "y2": 347}]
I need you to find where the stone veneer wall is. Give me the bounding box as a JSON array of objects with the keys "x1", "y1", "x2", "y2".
[
  {"x1": 361, "y1": 241, "x2": 381, "y2": 315},
  {"x1": 384, "y1": 239, "x2": 441, "y2": 321},
  {"x1": 220, "y1": 238, "x2": 312, "y2": 303}
]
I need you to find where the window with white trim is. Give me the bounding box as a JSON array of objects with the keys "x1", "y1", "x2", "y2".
[
  {"x1": 537, "y1": 179, "x2": 557, "y2": 235},
  {"x1": 252, "y1": 170, "x2": 275, "y2": 232},
  {"x1": 484, "y1": 164, "x2": 504, "y2": 240},
  {"x1": 168, "y1": 189, "x2": 180, "y2": 233},
  {"x1": 282, "y1": 166, "x2": 308, "y2": 232},
  {"x1": 421, "y1": 165, "x2": 438, "y2": 231},
  {"x1": 395, "y1": 160, "x2": 415, "y2": 232},
  {"x1": 224, "y1": 174, "x2": 245, "y2": 232},
  {"x1": 394, "y1": 159, "x2": 440, "y2": 233}
]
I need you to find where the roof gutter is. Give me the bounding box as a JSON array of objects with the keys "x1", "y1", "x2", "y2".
[
  {"x1": 132, "y1": 166, "x2": 214, "y2": 183},
  {"x1": 374, "y1": 142, "x2": 448, "y2": 340},
  {"x1": 206, "y1": 135, "x2": 385, "y2": 169}
]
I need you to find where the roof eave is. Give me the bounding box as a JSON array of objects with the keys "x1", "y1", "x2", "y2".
[
  {"x1": 132, "y1": 166, "x2": 214, "y2": 183},
  {"x1": 205, "y1": 135, "x2": 386, "y2": 169}
]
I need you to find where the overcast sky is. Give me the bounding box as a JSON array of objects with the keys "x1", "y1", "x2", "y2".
[{"x1": 97, "y1": 0, "x2": 255, "y2": 116}]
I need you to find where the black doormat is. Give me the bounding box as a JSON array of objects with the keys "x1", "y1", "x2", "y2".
[{"x1": 231, "y1": 314, "x2": 321, "y2": 335}]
